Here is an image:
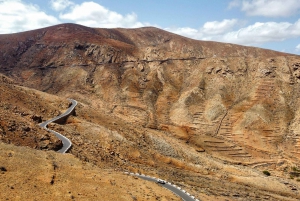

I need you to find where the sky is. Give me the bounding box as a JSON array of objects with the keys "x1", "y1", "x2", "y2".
[{"x1": 0, "y1": 0, "x2": 300, "y2": 54}]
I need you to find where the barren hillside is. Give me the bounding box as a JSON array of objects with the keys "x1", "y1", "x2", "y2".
[{"x1": 1, "y1": 23, "x2": 300, "y2": 200}]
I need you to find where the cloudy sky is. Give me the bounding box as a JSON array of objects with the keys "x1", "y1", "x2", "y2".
[{"x1": 1, "y1": 0, "x2": 300, "y2": 54}]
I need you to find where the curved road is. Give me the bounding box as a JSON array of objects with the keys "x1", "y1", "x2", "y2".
[
  {"x1": 125, "y1": 173, "x2": 200, "y2": 201},
  {"x1": 40, "y1": 99, "x2": 199, "y2": 200},
  {"x1": 39, "y1": 98, "x2": 77, "y2": 153}
]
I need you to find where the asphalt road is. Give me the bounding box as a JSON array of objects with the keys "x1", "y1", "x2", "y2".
[
  {"x1": 39, "y1": 99, "x2": 77, "y2": 153},
  {"x1": 126, "y1": 173, "x2": 200, "y2": 201},
  {"x1": 39, "y1": 99, "x2": 199, "y2": 200}
]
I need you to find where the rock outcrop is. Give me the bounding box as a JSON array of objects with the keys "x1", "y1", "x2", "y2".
[{"x1": 1, "y1": 23, "x2": 300, "y2": 200}]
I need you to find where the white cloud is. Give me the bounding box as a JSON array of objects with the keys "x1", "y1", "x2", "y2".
[
  {"x1": 222, "y1": 20, "x2": 300, "y2": 45},
  {"x1": 0, "y1": 0, "x2": 60, "y2": 34},
  {"x1": 166, "y1": 19, "x2": 300, "y2": 46},
  {"x1": 231, "y1": 0, "x2": 300, "y2": 17},
  {"x1": 296, "y1": 44, "x2": 300, "y2": 52},
  {"x1": 166, "y1": 19, "x2": 239, "y2": 41},
  {"x1": 50, "y1": 0, "x2": 74, "y2": 11},
  {"x1": 228, "y1": 0, "x2": 241, "y2": 9},
  {"x1": 59, "y1": 1, "x2": 144, "y2": 28},
  {"x1": 165, "y1": 27, "x2": 202, "y2": 39},
  {"x1": 202, "y1": 19, "x2": 238, "y2": 35}
]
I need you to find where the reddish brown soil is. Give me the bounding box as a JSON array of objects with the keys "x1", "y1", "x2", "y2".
[{"x1": 1, "y1": 24, "x2": 300, "y2": 200}]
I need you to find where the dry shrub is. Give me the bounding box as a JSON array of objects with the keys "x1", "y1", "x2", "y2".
[
  {"x1": 66, "y1": 116, "x2": 81, "y2": 124},
  {"x1": 129, "y1": 149, "x2": 141, "y2": 159}
]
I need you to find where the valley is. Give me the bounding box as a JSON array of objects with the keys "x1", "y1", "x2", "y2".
[{"x1": 1, "y1": 23, "x2": 300, "y2": 200}]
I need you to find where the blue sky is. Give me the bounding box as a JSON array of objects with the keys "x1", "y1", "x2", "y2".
[{"x1": 1, "y1": 0, "x2": 300, "y2": 54}]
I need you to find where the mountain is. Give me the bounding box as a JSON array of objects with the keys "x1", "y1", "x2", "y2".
[{"x1": 1, "y1": 23, "x2": 300, "y2": 200}]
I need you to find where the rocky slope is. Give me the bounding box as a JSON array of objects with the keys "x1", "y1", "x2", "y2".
[
  {"x1": 1, "y1": 23, "x2": 300, "y2": 200},
  {"x1": 0, "y1": 73, "x2": 64, "y2": 150},
  {"x1": 0, "y1": 142, "x2": 179, "y2": 201}
]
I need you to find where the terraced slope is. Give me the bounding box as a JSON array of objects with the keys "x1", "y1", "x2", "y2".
[{"x1": 1, "y1": 24, "x2": 300, "y2": 200}]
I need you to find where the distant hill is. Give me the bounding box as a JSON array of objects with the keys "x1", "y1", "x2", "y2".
[{"x1": 1, "y1": 23, "x2": 300, "y2": 200}]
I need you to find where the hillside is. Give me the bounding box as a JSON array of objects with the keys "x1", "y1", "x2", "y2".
[
  {"x1": 1, "y1": 23, "x2": 300, "y2": 200},
  {"x1": 0, "y1": 142, "x2": 179, "y2": 201}
]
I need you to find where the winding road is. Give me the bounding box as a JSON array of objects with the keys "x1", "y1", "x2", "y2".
[
  {"x1": 40, "y1": 98, "x2": 199, "y2": 200},
  {"x1": 39, "y1": 98, "x2": 77, "y2": 153},
  {"x1": 125, "y1": 173, "x2": 200, "y2": 201}
]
